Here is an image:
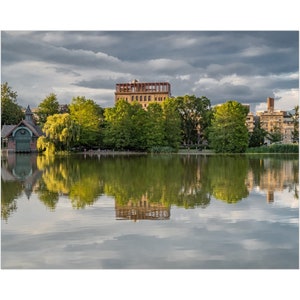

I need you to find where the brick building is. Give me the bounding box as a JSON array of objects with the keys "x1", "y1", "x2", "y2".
[
  {"x1": 256, "y1": 97, "x2": 294, "y2": 144},
  {"x1": 115, "y1": 79, "x2": 171, "y2": 108}
]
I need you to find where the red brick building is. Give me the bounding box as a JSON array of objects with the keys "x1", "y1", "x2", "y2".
[{"x1": 115, "y1": 79, "x2": 171, "y2": 108}]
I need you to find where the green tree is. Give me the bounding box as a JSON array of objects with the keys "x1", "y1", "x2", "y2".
[
  {"x1": 267, "y1": 126, "x2": 282, "y2": 144},
  {"x1": 208, "y1": 100, "x2": 249, "y2": 153},
  {"x1": 36, "y1": 93, "x2": 60, "y2": 127},
  {"x1": 144, "y1": 102, "x2": 165, "y2": 149},
  {"x1": 39, "y1": 113, "x2": 80, "y2": 152},
  {"x1": 291, "y1": 105, "x2": 299, "y2": 143},
  {"x1": 249, "y1": 119, "x2": 267, "y2": 147},
  {"x1": 103, "y1": 100, "x2": 146, "y2": 150},
  {"x1": 69, "y1": 96, "x2": 104, "y2": 147},
  {"x1": 175, "y1": 95, "x2": 212, "y2": 147},
  {"x1": 1, "y1": 82, "x2": 24, "y2": 125},
  {"x1": 162, "y1": 98, "x2": 182, "y2": 150}
]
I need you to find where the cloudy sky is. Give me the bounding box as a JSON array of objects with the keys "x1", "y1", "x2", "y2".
[{"x1": 1, "y1": 31, "x2": 299, "y2": 112}]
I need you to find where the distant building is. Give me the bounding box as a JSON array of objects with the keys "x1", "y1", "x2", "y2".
[
  {"x1": 256, "y1": 97, "x2": 294, "y2": 144},
  {"x1": 1, "y1": 106, "x2": 43, "y2": 152},
  {"x1": 115, "y1": 79, "x2": 171, "y2": 108}
]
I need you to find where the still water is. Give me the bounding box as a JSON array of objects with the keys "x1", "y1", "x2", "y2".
[{"x1": 1, "y1": 153, "x2": 299, "y2": 269}]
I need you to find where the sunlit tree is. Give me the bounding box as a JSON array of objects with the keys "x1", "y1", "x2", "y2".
[
  {"x1": 208, "y1": 100, "x2": 249, "y2": 153},
  {"x1": 69, "y1": 96, "x2": 104, "y2": 147},
  {"x1": 39, "y1": 113, "x2": 80, "y2": 152}
]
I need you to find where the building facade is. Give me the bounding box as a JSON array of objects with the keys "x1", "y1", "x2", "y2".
[
  {"x1": 256, "y1": 97, "x2": 294, "y2": 144},
  {"x1": 115, "y1": 80, "x2": 171, "y2": 108},
  {"x1": 1, "y1": 106, "x2": 43, "y2": 152}
]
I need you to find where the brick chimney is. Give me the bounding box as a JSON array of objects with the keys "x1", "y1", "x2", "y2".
[{"x1": 267, "y1": 97, "x2": 274, "y2": 112}]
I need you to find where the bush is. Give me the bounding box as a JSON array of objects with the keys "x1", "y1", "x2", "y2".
[
  {"x1": 149, "y1": 146, "x2": 176, "y2": 153},
  {"x1": 246, "y1": 144, "x2": 299, "y2": 153}
]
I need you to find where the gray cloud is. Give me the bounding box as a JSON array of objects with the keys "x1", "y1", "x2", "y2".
[{"x1": 1, "y1": 31, "x2": 298, "y2": 110}]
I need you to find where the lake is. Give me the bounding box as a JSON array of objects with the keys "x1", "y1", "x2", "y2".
[{"x1": 1, "y1": 152, "x2": 299, "y2": 269}]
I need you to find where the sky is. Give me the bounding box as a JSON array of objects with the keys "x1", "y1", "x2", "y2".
[{"x1": 1, "y1": 30, "x2": 299, "y2": 113}]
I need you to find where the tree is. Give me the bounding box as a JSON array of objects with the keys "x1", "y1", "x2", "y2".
[
  {"x1": 144, "y1": 102, "x2": 165, "y2": 149},
  {"x1": 291, "y1": 105, "x2": 299, "y2": 143},
  {"x1": 249, "y1": 118, "x2": 267, "y2": 147},
  {"x1": 1, "y1": 82, "x2": 24, "y2": 125},
  {"x1": 36, "y1": 93, "x2": 60, "y2": 127},
  {"x1": 38, "y1": 113, "x2": 80, "y2": 152},
  {"x1": 103, "y1": 100, "x2": 146, "y2": 150},
  {"x1": 69, "y1": 96, "x2": 104, "y2": 147},
  {"x1": 208, "y1": 100, "x2": 249, "y2": 153},
  {"x1": 162, "y1": 98, "x2": 182, "y2": 150},
  {"x1": 267, "y1": 126, "x2": 282, "y2": 144},
  {"x1": 175, "y1": 95, "x2": 212, "y2": 147}
]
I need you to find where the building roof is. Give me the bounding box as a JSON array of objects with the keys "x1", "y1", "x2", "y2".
[
  {"x1": 1, "y1": 125, "x2": 16, "y2": 138},
  {"x1": 1, "y1": 106, "x2": 43, "y2": 138}
]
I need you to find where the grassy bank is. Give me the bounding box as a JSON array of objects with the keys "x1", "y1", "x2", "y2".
[{"x1": 246, "y1": 144, "x2": 299, "y2": 154}]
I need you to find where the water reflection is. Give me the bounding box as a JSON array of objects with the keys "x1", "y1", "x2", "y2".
[
  {"x1": 1, "y1": 153, "x2": 299, "y2": 221},
  {"x1": 1, "y1": 154, "x2": 42, "y2": 220}
]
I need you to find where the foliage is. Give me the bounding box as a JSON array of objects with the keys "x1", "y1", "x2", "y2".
[
  {"x1": 144, "y1": 102, "x2": 165, "y2": 149},
  {"x1": 1, "y1": 82, "x2": 24, "y2": 125},
  {"x1": 69, "y1": 96, "x2": 104, "y2": 147},
  {"x1": 266, "y1": 126, "x2": 282, "y2": 144},
  {"x1": 104, "y1": 100, "x2": 143, "y2": 150},
  {"x1": 36, "y1": 93, "x2": 60, "y2": 127},
  {"x1": 40, "y1": 113, "x2": 80, "y2": 152},
  {"x1": 249, "y1": 119, "x2": 267, "y2": 147},
  {"x1": 175, "y1": 95, "x2": 212, "y2": 146},
  {"x1": 208, "y1": 100, "x2": 249, "y2": 153},
  {"x1": 290, "y1": 105, "x2": 299, "y2": 143},
  {"x1": 104, "y1": 99, "x2": 183, "y2": 151},
  {"x1": 162, "y1": 97, "x2": 182, "y2": 150}
]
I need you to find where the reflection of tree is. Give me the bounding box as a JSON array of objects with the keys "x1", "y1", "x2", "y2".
[
  {"x1": 102, "y1": 155, "x2": 211, "y2": 209},
  {"x1": 1, "y1": 179, "x2": 23, "y2": 221},
  {"x1": 36, "y1": 155, "x2": 103, "y2": 209},
  {"x1": 207, "y1": 155, "x2": 249, "y2": 203}
]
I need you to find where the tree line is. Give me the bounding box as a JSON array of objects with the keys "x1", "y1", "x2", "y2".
[{"x1": 1, "y1": 82, "x2": 299, "y2": 153}]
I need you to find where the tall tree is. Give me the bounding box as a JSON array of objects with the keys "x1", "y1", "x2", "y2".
[
  {"x1": 175, "y1": 95, "x2": 212, "y2": 146},
  {"x1": 162, "y1": 98, "x2": 182, "y2": 150},
  {"x1": 144, "y1": 102, "x2": 165, "y2": 149},
  {"x1": 103, "y1": 100, "x2": 146, "y2": 150},
  {"x1": 208, "y1": 100, "x2": 249, "y2": 153},
  {"x1": 249, "y1": 118, "x2": 267, "y2": 147},
  {"x1": 69, "y1": 96, "x2": 104, "y2": 147},
  {"x1": 291, "y1": 105, "x2": 299, "y2": 143},
  {"x1": 1, "y1": 82, "x2": 24, "y2": 125},
  {"x1": 36, "y1": 93, "x2": 60, "y2": 127}
]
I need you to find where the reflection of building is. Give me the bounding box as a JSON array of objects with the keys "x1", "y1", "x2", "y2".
[
  {"x1": 115, "y1": 79, "x2": 171, "y2": 109},
  {"x1": 1, "y1": 153, "x2": 42, "y2": 199},
  {"x1": 1, "y1": 106, "x2": 43, "y2": 152},
  {"x1": 115, "y1": 196, "x2": 170, "y2": 221},
  {"x1": 246, "y1": 158, "x2": 298, "y2": 203}
]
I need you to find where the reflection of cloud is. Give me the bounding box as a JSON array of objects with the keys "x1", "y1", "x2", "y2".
[{"x1": 2, "y1": 183, "x2": 298, "y2": 269}]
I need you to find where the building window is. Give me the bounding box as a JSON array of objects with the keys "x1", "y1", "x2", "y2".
[
  {"x1": 136, "y1": 96, "x2": 138, "y2": 101},
  {"x1": 140, "y1": 95, "x2": 142, "y2": 101},
  {"x1": 144, "y1": 95, "x2": 146, "y2": 101},
  {"x1": 148, "y1": 95, "x2": 151, "y2": 101},
  {"x1": 131, "y1": 96, "x2": 134, "y2": 101}
]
